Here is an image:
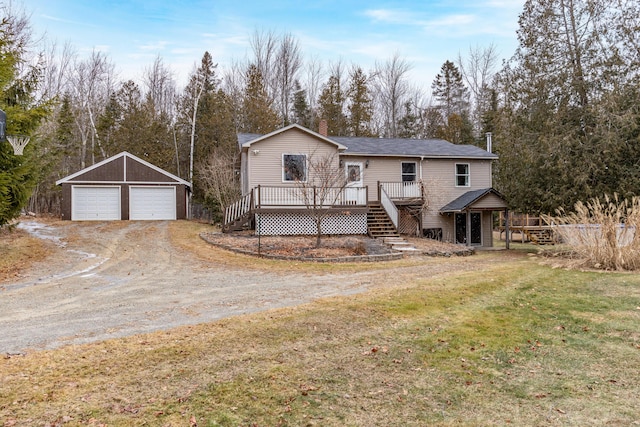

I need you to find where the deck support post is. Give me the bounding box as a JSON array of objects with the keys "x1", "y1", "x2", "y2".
[{"x1": 505, "y1": 208, "x2": 510, "y2": 250}]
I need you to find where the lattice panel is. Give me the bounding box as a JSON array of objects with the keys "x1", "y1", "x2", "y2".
[
  {"x1": 256, "y1": 212, "x2": 367, "y2": 236},
  {"x1": 398, "y1": 208, "x2": 420, "y2": 236}
]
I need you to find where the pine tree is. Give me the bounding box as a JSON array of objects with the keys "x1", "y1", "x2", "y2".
[
  {"x1": 397, "y1": 101, "x2": 420, "y2": 139},
  {"x1": 291, "y1": 80, "x2": 311, "y2": 128},
  {"x1": 317, "y1": 74, "x2": 347, "y2": 136},
  {"x1": 346, "y1": 67, "x2": 373, "y2": 136},
  {"x1": 241, "y1": 64, "x2": 280, "y2": 134},
  {"x1": 431, "y1": 61, "x2": 473, "y2": 144},
  {"x1": 0, "y1": 9, "x2": 50, "y2": 225},
  {"x1": 493, "y1": 0, "x2": 640, "y2": 214}
]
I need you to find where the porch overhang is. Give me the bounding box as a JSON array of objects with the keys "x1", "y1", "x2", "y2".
[{"x1": 439, "y1": 188, "x2": 507, "y2": 213}]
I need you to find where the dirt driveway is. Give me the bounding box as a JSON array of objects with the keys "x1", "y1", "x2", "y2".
[{"x1": 1, "y1": 220, "x2": 499, "y2": 354}]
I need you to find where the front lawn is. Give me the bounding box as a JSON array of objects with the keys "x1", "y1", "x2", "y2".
[{"x1": 1, "y1": 253, "x2": 639, "y2": 426}]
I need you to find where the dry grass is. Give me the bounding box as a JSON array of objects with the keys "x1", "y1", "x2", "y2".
[
  {"x1": 1, "y1": 255, "x2": 639, "y2": 426},
  {"x1": 545, "y1": 194, "x2": 640, "y2": 271},
  {"x1": 0, "y1": 224, "x2": 54, "y2": 282},
  {"x1": 169, "y1": 221, "x2": 439, "y2": 274}
]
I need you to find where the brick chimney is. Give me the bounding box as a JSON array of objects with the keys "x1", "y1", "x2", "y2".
[{"x1": 319, "y1": 119, "x2": 328, "y2": 137}]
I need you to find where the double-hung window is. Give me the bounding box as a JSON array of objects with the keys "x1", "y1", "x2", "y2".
[
  {"x1": 455, "y1": 163, "x2": 470, "y2": 187},
  {"x1": 283, "y1": 154, "x2": 307, "y2": 182},
  {"x1": 402, "y1": 162, "x2": 417, "y2": 182}
]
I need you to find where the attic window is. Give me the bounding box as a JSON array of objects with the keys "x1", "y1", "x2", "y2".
[{"x1": 283, "y1": 154, "x2": 307, "y2": 182}]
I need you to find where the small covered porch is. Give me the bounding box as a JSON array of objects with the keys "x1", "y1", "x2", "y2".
[{"x1": 439, "y1": 188, "x2": 508, "y2": 248}]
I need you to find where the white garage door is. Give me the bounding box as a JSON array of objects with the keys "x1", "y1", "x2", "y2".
[
  {"x1": 129, "y1": 186, "x2": 176, "y2": 220},
  {"x1": 72, "y1": 186, "x2": 121, "y2": 221}
]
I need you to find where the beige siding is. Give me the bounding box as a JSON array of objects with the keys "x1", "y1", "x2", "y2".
[
  {"x1": 472, "y1": 193, "x2": 507, "y2": 210},
  {"x1": 247, "y1": 128, "x2": 340, "y2": 190},
  {"x1": 482, "y1": 211, "x2": 493, "y2": 246},
  {"x1": 420, "y1": 159, "x2": 493, "y2": 239}
]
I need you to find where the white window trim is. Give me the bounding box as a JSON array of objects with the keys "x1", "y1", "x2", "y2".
[
  {"x1": 455, "y1": 163, "x2": 470, "y2": 187},
  {"x1": 401, "y1": 161, "x2": 417, "y2": 182},
  {"x1": 282, "y1": 153, "x2": 308, "y2": 183}
]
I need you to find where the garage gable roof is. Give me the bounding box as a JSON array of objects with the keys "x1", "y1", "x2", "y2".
[{"x1": 56, "y1": 152, "x2": 191, "y2": 188}]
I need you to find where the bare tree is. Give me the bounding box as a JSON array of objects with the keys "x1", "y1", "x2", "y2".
[
  {"x1": 249, "y1": 29, "x2": 303, "y2": 125},
  {"x1": 38, "y1": 39, "x2": 75, "y2": 102},
  {"x1": 69, "y1": 50, "x2": 116, "y2": 167},
  {"x1": 274, "y1": 33, "x2": 302, "y2": 125},
  {"x1": 303, "y1": 55, "x2": 325, "y2": 130},
  {"x1": 372, "y1": 52, "x2": 412, "y2": 138},
  {"x1": 457, "y1": 44, "x2": 499, "y2": 134},
  {"x1": 249, "y1": 29, "x2": 278, "y2": 101},
  {"x1": 223, "y1": 58, "x2": 248, "y2": 127},
  {"x1": 293, "y1": 152, "x2": 348, "y2": 247},
  {"x1": 143, "y1": 55, "x2": 177, "y2": 119},
  {"x1": 197, "y1": 148, "x2": 241, "y2": 221}
]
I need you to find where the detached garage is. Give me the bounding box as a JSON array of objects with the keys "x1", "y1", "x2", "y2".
[{"x1": 56, "y1": 152, "x2": 191, "y2": 221}]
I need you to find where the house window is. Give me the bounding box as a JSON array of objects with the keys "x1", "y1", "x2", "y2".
[
  {"x1": 283, "y1": 154, "x2": 307, "y2": 182},
  {"x1": 455, "y1": 163, "x2": 470, "y2": 187},
  {"x1": 347, "y1": 164, "x2": 361, "y2": 183},
  {"x1": 402, "y1": 162, "x2": 417, "y2": 182}
]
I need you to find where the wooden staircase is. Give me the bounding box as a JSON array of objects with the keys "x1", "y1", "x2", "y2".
[
  {"x1": 367, "y1": 202, "x2": 399, "y2": 238},
  {"x1": 222, "y1": 210, "x2": 253, "y2": 232},
  {"x1": 524, "y1": 228, "x2": 556, "y2": 245},
  {"x1": 367, "y1": 203, "x2": 420, "y2": 254}
]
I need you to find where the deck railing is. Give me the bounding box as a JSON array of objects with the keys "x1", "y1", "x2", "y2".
[
  {"x1": 224, "y1": 185, "x2": 368, "y2": 228},
  {"x1": 380, "y1": 181, "x2": 422, "y2": 199},
  {"x1": 224, "y1": 191, "x2": 253, "y2": 226},
  {"x1": 380, "y1": 186, "x2": 398, "y2": 228},
  {"x1": 254, "y1": 185, "x2": 367, "y2": 208}
]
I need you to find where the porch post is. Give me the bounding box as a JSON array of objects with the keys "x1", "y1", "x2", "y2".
[
  {"x1": 377, "y1": 181, "x2": 381, "y2": 202},
  {"x1": 505, "y1": 208, "x2": 510, "y2": 250},
  {"x1": 257, "y1": 185, "x2": 261, "y2": 208},
  {"x1": 466, "y1": 208, "x2": 471, "y2": 246}
]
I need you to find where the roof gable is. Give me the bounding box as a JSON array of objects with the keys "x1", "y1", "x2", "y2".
[
  {"x1": 439, "y1": 188, "x2": 507, "y2": 213},
  {"x1": 238, "y1": 124, "x2": 347, "y2": 151},
  {"x1": 55, "y1": 152, "x2": 191, "y2": 187}
]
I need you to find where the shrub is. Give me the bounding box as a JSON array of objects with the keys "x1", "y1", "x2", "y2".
[{"x1": 544, "y1": 194, "x2": 640, "y2": 271}]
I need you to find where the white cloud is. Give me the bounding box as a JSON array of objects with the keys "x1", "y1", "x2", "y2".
[
  {"x1": 138, "y1": 41, "x2": 169, "y2": 51},
  {"x1": 364, "y1": 9, "x2": 417, "y2": 25}
]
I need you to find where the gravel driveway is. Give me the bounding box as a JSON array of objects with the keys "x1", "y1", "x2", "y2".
[{"x1": 1, "y1": 220, "x2": 496, "y2": 354}]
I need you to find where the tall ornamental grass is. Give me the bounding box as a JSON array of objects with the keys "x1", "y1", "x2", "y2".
[{"x1": 544, "y1": 194, "x2": 640, "y2": 271}]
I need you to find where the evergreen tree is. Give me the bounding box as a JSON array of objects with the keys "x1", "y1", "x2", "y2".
[
  {"x1": 317, "y1": 73, "x2": 347, "y2": 136},
  {"x1": 346, "y1": 67, "x2": 373, "y2": 136},
  {"x1": 397, "y1": 101, "x2": 420, "y2": 139},
  {"x1": 291, "y1": 80, "x2": 311, "y2": 128},
  {"x1": 0, "y1": 9, "x2": 50, "y2": 225},
  {"x1": 493, "y1": 0, "x2": 640, "y2": 214},
  {"x1": 431, "y1": 61, "x2": 474, "y2": 144},
  {"x1": 240, "y1": 64, "x2": 280, "y2": 134}
]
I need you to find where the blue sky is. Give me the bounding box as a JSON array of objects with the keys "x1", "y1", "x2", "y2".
[{"x1": 26, "y1": 0, "x2": 525, "y2": 90}]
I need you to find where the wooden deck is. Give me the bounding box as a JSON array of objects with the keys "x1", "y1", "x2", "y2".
[{"x1": 498, "y1": 212, "x2": 557, "y2": 245}]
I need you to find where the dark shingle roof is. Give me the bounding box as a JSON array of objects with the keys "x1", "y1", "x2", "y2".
[
  {"x1": 439, "y1": 188, "x2": 505, "y2": 213},
  {"x1": 237, "y1": 129, "x2": 497, "y2": 160},
  {"x1": 333, "y1": 136, "x2": 497, "y2": 159},
  {"x1": 237, "y1": 133, "x2": 262, "y2": 149}
]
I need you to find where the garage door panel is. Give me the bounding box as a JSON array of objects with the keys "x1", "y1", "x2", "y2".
[
  {"x1": 72, "y1": 186, "x2": 121, "y2": 221},
  {"x1": 129, "y1": 186, "x2": 176, "y2": 220}
]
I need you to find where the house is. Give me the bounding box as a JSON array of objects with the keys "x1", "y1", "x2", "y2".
[
  {"x1": 224, "y1": 123, "x2": 507, "y2": 247},
  {"x1": 56, "y1": 151, "x2": 191, "y2": 221}
]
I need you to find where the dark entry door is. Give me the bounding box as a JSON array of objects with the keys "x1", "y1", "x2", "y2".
[
  {"x1": 455, "y1": 212, "x2": 482, "y2": 245},
  {"x1": 455, "y1": 213, "x2": 467, "y2": 244},
  {"x1": 470, "y1": 212, "x2": 482, "y2": 245}
]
